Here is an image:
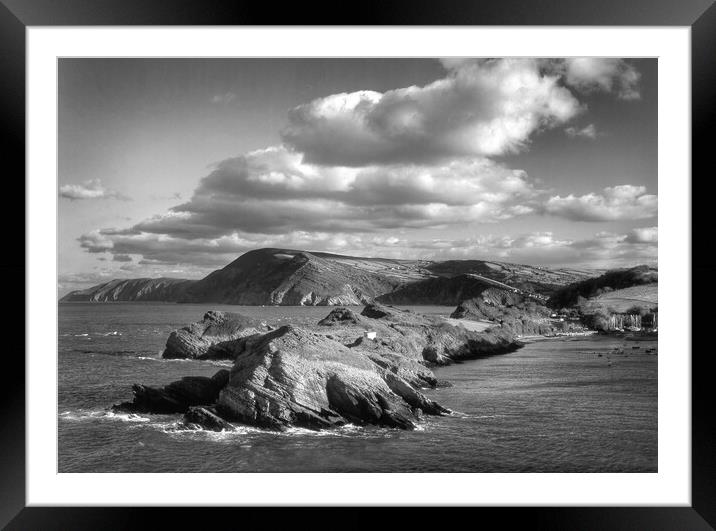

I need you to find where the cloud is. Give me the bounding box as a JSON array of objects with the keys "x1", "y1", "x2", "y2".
[
  {"x1": 77, "y1": 227, "x2": 418, "y2": 267},
  {"x1": 400, "y1": 229, "x2": 657, "y2": 267},
  {"x1": 565, "y1": 123, "x2": 597, "y2": 139},
  {"x1": 282, "y1": 59, "x2": 583, "y2": 166},
  {"x1": 562, "y1": 58, "x2": 641, "y2": 100},
  {"x1": 72, "y1": 58, "x2": 652, "y2": 271},
  {"x1": 210, "y1": 92, "x2": 236, "y2": 104},
  {"x1": 544, "y1": 185, "x2": 657, "y2": 221},
  {"x1": 150, "y1": 192, "x2": 183, "y2": 201},
  {"x1": 625, "y1": 226, "x2": 658, "y2": 244},
  {"x1": 117, "y1": 145, "x2": 540, "y2": 238},
  {"x1": 59, "y1": 179, "x2": 130, "y2": 201}
]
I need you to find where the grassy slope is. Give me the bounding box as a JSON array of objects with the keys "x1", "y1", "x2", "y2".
[{"x1": 580, "y1": 283, "x2": 658, "y2": 314}]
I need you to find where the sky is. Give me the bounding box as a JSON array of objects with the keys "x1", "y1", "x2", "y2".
[{"x1": 58, "y1": 58, "x2": 657, "y2": 296}]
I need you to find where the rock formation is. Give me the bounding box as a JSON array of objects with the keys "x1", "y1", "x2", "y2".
[
  {"x1": 449, "y1": 290, "x2": 569, "y2": 336},
  {"x1": 162, "y1": 310, "x2": 271, "y2": 359},
  {"x1": 112, "y1": 304, "x2": 524, "y2": 431},
  {"x1": 113, "y1": 369, "x2": 229, "y2": 414}
]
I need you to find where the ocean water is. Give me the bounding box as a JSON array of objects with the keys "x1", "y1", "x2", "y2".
[{"x1": 58, "y1": 302, "x2": 657, "y2": 473}]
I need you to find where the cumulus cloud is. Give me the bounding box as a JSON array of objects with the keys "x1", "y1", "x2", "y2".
[
  {"x1": 78, "y1": 227, "x2": 418, "y2": 267},
  {"x1": 72, "y1": 58, "x2": 652, "y2": 271},
  {"x1": 282, "y1": 59, "x2": 583, "y2": 166},
  {"x1": 565, "y1": 123, "x2": 597, "y2": 139},
  {"x1": 401, "y1": 229, "x2": 657, "y2": 267},
  {"x1": 59, "y1": 179, "x2": 130, "y2": 201},
  {"x1": 544, "y1": 185, "x2": 657, "y2": 222},
  {"x1": 114, "y1": 145, "x2": 540, "y2": 238},
  {"x1": 562, "y1": 58, "x2": 641, "y2": 100},
  {"x1": 625, "y1": 226, "x2": 658, "y2": 244}
]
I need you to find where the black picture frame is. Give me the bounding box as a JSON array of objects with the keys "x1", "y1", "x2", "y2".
[{"x1": 3, "y1": 0, "x2": 713, "y2": 528}]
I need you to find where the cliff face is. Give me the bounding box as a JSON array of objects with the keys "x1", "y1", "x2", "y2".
[{"x1": 59, "y1": 278, "x2": 194, "y2": 302}]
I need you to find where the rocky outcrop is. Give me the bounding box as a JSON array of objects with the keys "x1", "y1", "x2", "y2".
[
  {"x1": 112, "y1": 369, "x2": 229, "y2": 414},
  {"x1": 450, "y1": 291, "x2": 562, "y2": 336},
  {"x1": 162, "y1": 311, "x2": 270, "y2": 359},
  {"x1": 113, "y1": 304, "x2": 525, "y2": 431},
  {"x1": 215, "y1": 325, "x2": 438, "y2": 430},
  {"x1": 183, "y1": 406, "x2": 234, "y2": 432}
]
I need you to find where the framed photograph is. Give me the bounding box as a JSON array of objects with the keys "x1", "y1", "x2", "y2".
[{"x1": 5, "y1": 0, "x2": 714, "y2": 527}]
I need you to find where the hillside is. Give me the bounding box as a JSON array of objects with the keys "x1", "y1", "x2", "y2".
[
  {"x1": 59, "y1": 278, "x2": 194, "y2": 302},
  {"x1": 376, "y1": 275, "x2": 520, "y2": 306},
  {"x1": 426, "y1": 260, "x2": 596, "y2": 295},
  {"x1": 61, "y1": 248, "x2": 600, "y2": 305},
  {"x1": 548, "y1": 265, "x2": 658, "y2": 309},
  {"x1": 578, "y1": 283, "x2": 658, "y2": 314},
  {"x1": 179, "y1": 249, "x2": 429, "y2": 305}
]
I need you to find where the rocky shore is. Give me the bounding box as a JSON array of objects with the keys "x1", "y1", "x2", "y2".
[{"x1": 113, "y1": 304, "x2": 523, "y2": 431}]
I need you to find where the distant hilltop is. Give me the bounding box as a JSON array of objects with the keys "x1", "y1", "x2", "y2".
[{"x1": 60, "y1": 247, "x2": 625, "y2": 306}]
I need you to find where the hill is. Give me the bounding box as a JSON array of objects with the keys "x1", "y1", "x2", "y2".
[
  {"x1": 59, "y1": 278, "x2": 194, "y2": 302},
  {"x1": 578, "y1": 283, "x2": 658, "y2": 314},
  {"x1": 425, "y1": 260, "x2": 595, "y2": 295},
  {"x1": 179, "y1": 248, "x2": 429, "y2": 305},
  {"x1": 547, "y1": 265, "x2": 657, "y2": 309},
  {"x1": 61, "y1": 248, "x2": 599, "y2": 305}
]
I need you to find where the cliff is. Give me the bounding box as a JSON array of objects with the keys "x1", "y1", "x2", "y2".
[{"x1": 59, "y1": 277, "x2": 194, "y2": 302}]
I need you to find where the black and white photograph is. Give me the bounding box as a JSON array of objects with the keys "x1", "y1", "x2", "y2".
[{"x1": 57, "y1": 57, "x2": 659, "y2": 473}]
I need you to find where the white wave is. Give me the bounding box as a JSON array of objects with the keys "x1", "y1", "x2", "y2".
[
  {"x1": 159, "y1": 422, "x2": 264, "y2": 441},
  {"x1": 135, "y1": 356, "x2": 233, "y2": 367},
  {"x1": 59, "y1": 409, "x2": 151, "y2": 423},
  {"x1": 448, "y1": 411, "x2": 507, "y2": 420}
]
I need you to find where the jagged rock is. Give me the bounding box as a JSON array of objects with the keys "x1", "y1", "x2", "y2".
[
  {"x1": 183, "y1": 406, "x2": 234, "y2": 432},
  {"x1": 162, "y1": 311, "x2": 269, "y2": 359},
  {"x1": 112, "y1": 369, "x2": 229, "y2": 414},
  {"x1": 114, "y1": 304, "x2": 526, "y2": 431},
  {"x1": 215, "y1": 325, "x2": 448, "y2": 431},
  {"x1": 360, "y1": 303, "x2": 407, "y2": 320},
  {"x1": 317, "y1": 307, "x2": 362, "y2": 326}
]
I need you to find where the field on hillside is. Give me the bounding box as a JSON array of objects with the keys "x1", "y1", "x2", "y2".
[{"x1": 580, "y1": 283, "x2": 658, "y2": 314}]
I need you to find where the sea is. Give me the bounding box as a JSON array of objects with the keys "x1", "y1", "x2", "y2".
[{"x1": 58, "y1": 302, "x2": 657, "y2": 473}]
